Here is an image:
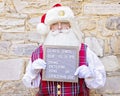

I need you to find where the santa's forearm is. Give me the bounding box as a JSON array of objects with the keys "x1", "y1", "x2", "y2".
[{"x1": 22, "y1": 60, "x2": 41, "y2": 88}]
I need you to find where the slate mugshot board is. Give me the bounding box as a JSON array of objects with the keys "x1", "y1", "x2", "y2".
[{"x1": 42, "y1": 45, "x2": 79, "y2": 83}]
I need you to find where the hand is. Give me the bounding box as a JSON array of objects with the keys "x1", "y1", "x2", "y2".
[
  {"x1": 22, "y1": 59, "x2": 46, "y2": 88},
  {"x1": 32, "y1": 59, "x2": 46, "y2": 71},
  {"x1": 22, "y1": 73, "x2": 40, "y2": 88},
  {"x1": 22, "y1": 73, "x2": 33, "y2": 88},
  {"x1": 74, "y1": 65, "x2": 92, "y2": 78}
]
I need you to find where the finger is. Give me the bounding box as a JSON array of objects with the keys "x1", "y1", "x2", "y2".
[
  {"x1": 40, "y1": 60, "x2": 46, "y2": 65},
  {"x1": 41, "y1": 63, "x2": 46, "y2": 69}
]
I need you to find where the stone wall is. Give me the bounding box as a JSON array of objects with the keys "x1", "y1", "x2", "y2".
[{"x1": 0, "y1": 0, "x2": 120, "y2": 96}]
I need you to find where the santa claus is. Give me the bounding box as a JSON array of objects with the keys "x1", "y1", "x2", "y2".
[{"x1": 22, "y1": 4, "x2": 106, "y2": 96}]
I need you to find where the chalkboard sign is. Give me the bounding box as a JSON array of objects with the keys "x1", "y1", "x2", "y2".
[{"x1": 42, "y1": 45, "x2": 79, "y2": 82}]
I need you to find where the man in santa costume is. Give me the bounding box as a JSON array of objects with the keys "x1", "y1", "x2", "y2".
[{"x1": 22, "y1": 4, "x2": 106, "y2": 96}]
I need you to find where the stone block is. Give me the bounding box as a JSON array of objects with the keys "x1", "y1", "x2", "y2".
[
  {"x1": 110, "y1": 36, "x2": 120, "y2": 55},
  {"x1": 85, "y1": 37, "x2": 104, "y2": 57},
  {"x1": 101, "y1": 55, "x2": 120, "y2": 71},
  {"x1": 1, "y1": 33, "x2": 27, "y2": 41},
  {"x1": 0, "y1": 18, "x2": 25, "y2": 32},
  {"x1": 0, "y1": 2, "x2": 4, "y2": 13},
  {"x1": 84, "y1": 4, "x2": 120, "y2": 15},
  {"x1": 97, "y1": 76, "x2": 120, "y2": 94},
  {"x1": 27, "y1": 32, "x2": 42, "y2": 43},
  {"x1": 0, "y1": 59, "x2": 24, "y2": 80},
  {"x1": 10, "y1": 44, "x2": 38, "y2": 56},
  {"x1": 0, "y1": 41, "x2": 11, "y2": 55},
  {"x1": 13, "y1": 0, "x2": 48, "y2": 13}
]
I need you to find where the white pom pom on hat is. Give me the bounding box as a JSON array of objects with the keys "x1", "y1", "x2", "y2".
[{"x1": 37, "y1": 14, "x2": 49, "y2": 35}]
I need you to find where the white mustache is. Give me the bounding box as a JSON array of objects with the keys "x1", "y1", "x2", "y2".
[{"x1": 51, "y1": 29, "x2": 71, "y2": 36}]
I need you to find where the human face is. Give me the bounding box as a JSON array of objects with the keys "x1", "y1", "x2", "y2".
[{"x1": 50, "y1": 22, "x2": 71, "y2": 32}]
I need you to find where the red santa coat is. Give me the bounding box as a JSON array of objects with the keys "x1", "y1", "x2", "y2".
[{"x1": 31, "y1": 43, "x2": 89, "y2": 96}]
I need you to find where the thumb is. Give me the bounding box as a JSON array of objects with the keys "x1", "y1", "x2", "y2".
[
  {"x1": 42, "y1": 63, "x2": 46, "y2": 69},
  {"x1": 32, "y1": 59, "x2": 46, "y2": 70}
]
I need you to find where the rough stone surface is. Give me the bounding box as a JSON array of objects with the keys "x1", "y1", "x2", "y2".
[
  {"x1": 10, "y1": 44, "x2": 38, "y2": 56},
  {"x1": 85, "y1": 37, "x2": 104, "y2": 57},
  {"x1": 97, "y1": 76, "x2": 120, "y2": 94},
  {"x1": 0, "y1": 41, "x2": 11, "y2": 55},
  {"x1": 0, "y1": 59, "x2": 24, "y2": 80},
  {"x1": 101, "y1": 55, "x2": 120, "y2": 71},
  {"x1": 0, "y1": 0, "x2": 120, "y2": 96}
]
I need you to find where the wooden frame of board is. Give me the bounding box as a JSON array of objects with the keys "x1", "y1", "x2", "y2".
[{"x1": 42, "y1": 45, "x2": 79, "y2": 83}]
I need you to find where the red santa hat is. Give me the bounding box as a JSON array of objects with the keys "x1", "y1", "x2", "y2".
[{"x1": 37, "y1": 3, "x2": 75, "y2": 35}]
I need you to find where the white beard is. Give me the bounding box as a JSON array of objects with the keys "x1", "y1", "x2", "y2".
[{"x1": 44, "y1": 29, "x2": 80, "y2": 47}]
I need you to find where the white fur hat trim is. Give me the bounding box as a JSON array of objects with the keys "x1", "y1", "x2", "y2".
[{"x1": 45, "y1": 6, "x2": 75, "y2": 26}]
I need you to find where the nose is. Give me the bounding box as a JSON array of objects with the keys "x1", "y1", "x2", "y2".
[{"x1": 58, "y1": 22, "x2": 62, "y2": 30}]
